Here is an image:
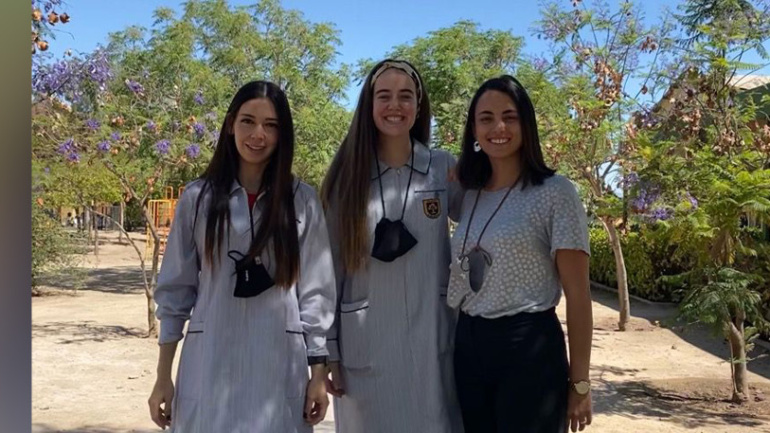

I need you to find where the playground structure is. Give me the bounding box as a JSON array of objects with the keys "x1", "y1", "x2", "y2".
[{"x1": 145, "y1": 186, "x2": 184, "y2": 258}]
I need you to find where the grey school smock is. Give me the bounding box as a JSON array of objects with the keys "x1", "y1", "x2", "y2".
[
  {"x1": 154, "y1": 178, "x2": 336, "y2": 433},
  {"x1": 326, "y1": 143, "x2": 465, "y2": 433}
]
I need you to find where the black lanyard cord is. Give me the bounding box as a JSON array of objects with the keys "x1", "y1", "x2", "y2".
[
  {"x1": 374, "y1": 139, "x2": 415, "y2": 221},
  {"x1": 460, "y1": 178, "x2": 520, "y2": 256}
]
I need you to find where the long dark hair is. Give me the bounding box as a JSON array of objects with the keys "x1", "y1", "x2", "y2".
[
  {"x1": 457, "y1": 75, "x2": 554, "y2": 190},
  {"x1": 320, "y1": 59, "x2": 431, "y2": 272},
  {"x1": 196, "y1": 80, "x2": 299, "y2": 288}
]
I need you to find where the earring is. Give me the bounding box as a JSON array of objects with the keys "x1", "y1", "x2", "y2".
[{"x1": 473, "y1": 141, "x2": 481, "y2": 152}]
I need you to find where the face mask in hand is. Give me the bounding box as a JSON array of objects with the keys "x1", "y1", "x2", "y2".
[{"x1": 228, "y1": 250, "x2": 275, "y2": 298}]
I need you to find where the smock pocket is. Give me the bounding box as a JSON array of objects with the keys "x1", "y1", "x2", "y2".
[
  {"x1": 285, "y1": 327, "x2": 309, "y2": 399},
  {"x1": 339, "y1": 299, "x2": 371, "y2": 369},
  {"x1": 176, "y1": 322, "x2": 204, "y2": 399}
]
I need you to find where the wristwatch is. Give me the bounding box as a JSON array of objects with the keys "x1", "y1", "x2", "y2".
[
  {"x1": 307, "y1": 356, "x2": 328, "y2": 366},
  {"x1": 571, "y1": 380, "x2": 591, "y2": 395}
]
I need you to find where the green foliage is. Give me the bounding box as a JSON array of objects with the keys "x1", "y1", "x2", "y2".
[
  {"x1": 629, "y1": 0, "x2": 770, "y2": 391},
  {"x1": 358, "y1": 21, "x2": 559, "y2": 155},
  {"x1": 589, "y1": 226, "x2": 679, "y2": 301},
  {"x1": 678, "y1": 267, "x2": 768, "y2": 339},
  {"x1": 31, "y1": 200, "x2": 87, "y2": 292},
  {"x1": 30, "y1": 0, "x2": 353, "y2": 310},
  {"x1": 536, "y1": 0, "x2": 676, "y2": 207}
]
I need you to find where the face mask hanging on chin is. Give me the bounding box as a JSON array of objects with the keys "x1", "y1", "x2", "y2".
[{"x1": 228, "y1": 250, "x2": 275, "y2": 298}]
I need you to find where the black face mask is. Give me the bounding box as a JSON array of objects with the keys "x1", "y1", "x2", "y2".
[
  {"x1": 371, "y1": 218, "x2": 418, "y2": 262},
  {"x1": 228, "y1": 250, "x2": 274, "y2": 298},
  {"x1": 457, "y1": 182, "x2": 519, "y2": 293},
  {"x1": 371, "y1": 140, "x2": 418, "y2": 262},
  {"x1": 460, "y1": 247, "x2": 492, "y2": 293}
]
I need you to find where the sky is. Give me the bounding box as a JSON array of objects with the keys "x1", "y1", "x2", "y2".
[{"x1": 41, "y1": 0, "x2": 770, "y2": 107}]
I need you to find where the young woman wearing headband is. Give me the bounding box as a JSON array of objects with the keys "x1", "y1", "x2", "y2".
[{"x1": 321, "y1": 59, "x2": 464, "y2": 432}]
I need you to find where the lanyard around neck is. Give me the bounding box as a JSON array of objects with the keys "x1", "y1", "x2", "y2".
[
  {"x1": 459, "y1": 178, "x2": 520, "y2": 257},
  {"x1": 374, "y1": 139, "x2": 415, "y2": 222}
]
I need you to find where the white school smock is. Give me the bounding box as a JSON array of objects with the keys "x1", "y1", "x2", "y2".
[
  {"x1": 155, "y1": 178, "x2": 336, "y2": 433},
  {"x1": 326, "y1": 143, "x2": 465, "y2": 433}
]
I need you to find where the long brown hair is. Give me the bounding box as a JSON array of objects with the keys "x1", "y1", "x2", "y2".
[
  {"x1": 196, "y1": 80, "x2": 299, "y2": 287},
  {"x1": 321, "y1": 59, "x2": 431, "y2": 272}
]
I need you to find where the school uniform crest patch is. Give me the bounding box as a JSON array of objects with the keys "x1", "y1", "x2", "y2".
[{"x1": 422, "y1": 198, "x2": 441, "y2": 219}]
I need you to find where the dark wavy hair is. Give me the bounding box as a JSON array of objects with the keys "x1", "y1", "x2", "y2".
[
  {"x1": 457, "y1": 75, "x2": 554, "y2": 190},
  {"x1": 195, "y1": 80, "x2": 299, "y2": 288}
]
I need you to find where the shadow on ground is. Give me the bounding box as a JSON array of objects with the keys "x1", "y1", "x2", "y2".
[
  {"x1": 32, "y1": 321, "x2": 146, "y2": 344},
  {"x1": 593, "y1": 379, "x2": 767, "y2": 429},
  {"x1": 38, "y1": 266, "x2": 147, "y2": 295},
  {"x1": 32, "y1": 425, "x2": 157, "y2": 433},
  {"x1": 32, "y1": 420, "x2": 336, "y2": 433},
  {"x1": 590, "y1": 287, "x2": 770, "y2": 381}
]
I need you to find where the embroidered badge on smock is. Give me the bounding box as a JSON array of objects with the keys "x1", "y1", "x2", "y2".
[{"x1": 423, "y1": 198, "x2": 441, "y2": 219}]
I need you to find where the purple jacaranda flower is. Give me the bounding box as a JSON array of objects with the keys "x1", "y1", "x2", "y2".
[
  {"x1": 146, "y1": 120, "x2": 157, "y2": 133},
  {"x1": 154, "y1": 139, "x2": 171, "y2": 155},
  {"x1": 57, "y1": 138, "x2": 74, "y2": 154},
  {"x1": 649, "y1": 207, "x2": 672, "y2": 221},
  {"x1": 85, "y1": 118, "x2": 100, "y2": 131},
  {"x1": 685, "y1": 192, "x2": 699, "y2": 209},
  {"x1": 194, "y1": 91, "x2": 205, "y2": 105},
  {"x1": 193, "y1": 122, "x2": 206, "y2": 139},
  {"x1": 32, "y1": 48, "x2": 112, "y2": 98},
  {"x1": 185, "y1": 144, "x2": 201, "y2": 159},
  {"x1": 110, "y1": 131, "x2": 121, "y2": 141},
  {"x1": 621, "y1": 172, "x2": 639, "y2": 188},
  {"x1": 67, "y1": 152, "x2": 80, "y2": 163},
  {"x1": 125, "y1": 79, "x2": 144, "y2": 95},
  {"x1": 97, "y1": 141, "x2": 111, "y2": 152},
  {"x1": 631, "y1": 182, "x2": 660, "y2": 211}
]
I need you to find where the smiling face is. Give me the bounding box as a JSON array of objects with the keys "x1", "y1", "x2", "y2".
[
  {"x1": 231, "y1": 97, "x2": 279, "y2": 172},
  {"x1": 371, "y1": 68, "x2": 418, "y2": 140},
  {"x1": 473, "y1": 90, "x2": 523, "y2": 163}
]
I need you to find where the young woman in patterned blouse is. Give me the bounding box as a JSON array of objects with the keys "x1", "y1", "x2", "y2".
[{"x1": 448, "y1": 75, "x2": 594, "y2": 433}]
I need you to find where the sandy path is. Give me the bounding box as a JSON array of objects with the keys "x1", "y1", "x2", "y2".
[{"x1": 32, "y1": 231, "x2": 770, "y2": 432}]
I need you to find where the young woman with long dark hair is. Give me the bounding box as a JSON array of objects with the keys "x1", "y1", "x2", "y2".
[
  {"x1": 148, "y1": 81, "x2": 336, "y2": 432},
  {"x1": 449, "y1": 75, "x2": 593, "y2": 433}
]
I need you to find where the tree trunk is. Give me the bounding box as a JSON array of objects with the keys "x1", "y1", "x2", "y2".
[
  {"x1": 93, "y1": 216, "x2": 99, "y2": 257},
  {"x1": 85, "y1": 208, "x2": 92, "y2": 240},
  {"x1": 142, "y1": 203, "x2": 162, "y2": 338},
  {"x1": 119, "y1": 200, "x2": 125, "y2": 244},
  {"x1": 86, "y1": 204, "x2": 157, "y2": 337},
  {"x1": 146, "y1": 290, "x2": 158, "y2": 338},
  {"x1": 601, "y1": 217, "x2": 631, "y2": 331},
  {"x1": 727, "y1": 309, "x2": 749, "y2": 402}
]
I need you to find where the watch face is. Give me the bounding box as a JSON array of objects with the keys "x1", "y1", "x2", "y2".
[{"x1": 574, "y1": 381, "x2": 591, "y2": 394}]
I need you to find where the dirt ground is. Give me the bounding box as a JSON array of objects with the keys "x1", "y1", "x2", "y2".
[{"x1": 32, "y1": 231, "x2": 770, "y2": 433}]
